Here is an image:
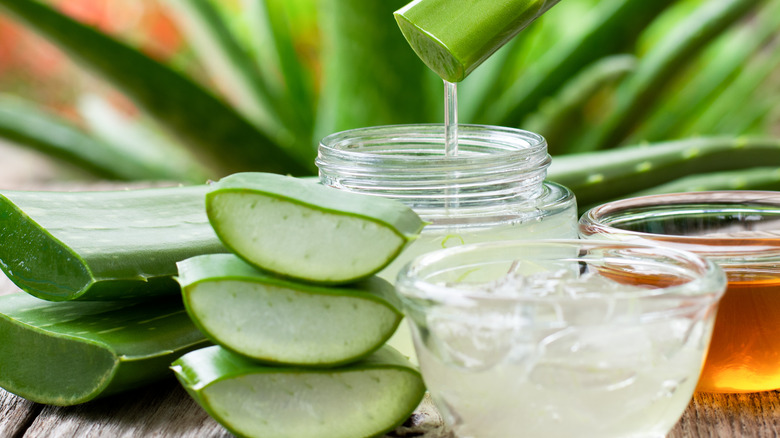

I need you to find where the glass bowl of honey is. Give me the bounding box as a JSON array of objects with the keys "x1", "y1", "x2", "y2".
[{"x1": 580, "y1": 191, "x2": 780, "y2": 393}]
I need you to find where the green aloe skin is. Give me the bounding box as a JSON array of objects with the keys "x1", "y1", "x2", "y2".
[
  {"x1": 172, "y1": 345, "x2": 426, "y2": 438},
  {"x1": 0, "y1": 185, "x2": 226, "y2": 301},
  {"x1": 0, "y1": 293, "x2": 209, "y2": 406},
  {"x1": 206, "y1": 173, "x2": 426, "y2": 285},
  {"x1": 177, "y1": 254, "x2": 404, "y2": 367},
  {"x1": 394, "y1": 0, "x2": 561, "y2": 82}
]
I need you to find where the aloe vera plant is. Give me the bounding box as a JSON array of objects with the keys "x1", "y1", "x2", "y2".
[
  {"x1": 0, "y1": 0, "x2": 777, "y2": 210},
  {"x1": 177, "y1": 254, "x2": 403, "y2": 366},
  {"x1": 0, "y1": 293, "x2": 208, "y2": 406},
  {"x1": 0, "y1": 185, "x2": 225, "y2": 301},
  {"x1": 172, "y1": 344, "x2": 426, "y2": 438},
  {"x1": 206, "y1": 173, "x2": 425, "y2": 284}
]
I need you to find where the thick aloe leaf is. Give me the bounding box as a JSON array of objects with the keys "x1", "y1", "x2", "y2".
[
  {"x1": 394, "y1": 0, "x2": 561, "y2": 82},
  {"x1": 206, "y1": 173, "x2": 425, "y2": 284},
  {"x1": 0, "y1": 0, "x2": 312, "y2": 175},
  {"x1": 574, "y1": 0, "x2": 763, "y2": 152},
  {"x1": 630, "y1": 167, "x2": 780, "y2": 197},
  {"x1": 172, "y1": 345, "x2": 426, "y2": 438},
  {"x1": 177, "y1": 254, "x2": 403, "y2": 366},
  {"x1": 524, "y1": 54, "x2": 637, "y2": 155},
  {"x1": 547, "y1": 137, "x2": 780, "y2": 209},
  {"x1": 0, "y1": 185, "x2": 226, "y2": 301},
  {"x1": 0, "y1": 95, "x2": 187, "y2": 181},
  {"x1": 0, "y1": 293, "x2": 208, "y2": 406},
  {"x1": 314, "y1": 0, "x2": 432, "y2": 143},
  {"x1": 161, "y1": 0, "x2": 294, "y2": 150},
  {"x1": 479, "y1": 0, "x2": 676, "y2": 126}
]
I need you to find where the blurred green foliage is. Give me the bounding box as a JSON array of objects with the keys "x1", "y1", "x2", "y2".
[{"x1": 0, "y1": 0, "x2": 778, "y2": 206}]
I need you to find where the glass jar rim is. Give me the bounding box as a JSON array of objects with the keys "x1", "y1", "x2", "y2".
[
  {"x1": 318, "y1": 123, "x2": 548, "y2": 169},
  {"x1": 396, "y1": 239, "x2": 725, "y2": 306},
  {"x1": 580, "y1": 191, "x2": 780, "y2": 262}
]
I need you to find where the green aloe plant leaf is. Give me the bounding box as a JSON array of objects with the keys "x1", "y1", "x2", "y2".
[
  {"x1": 0, "y1": 95, "x2": 198, "y2": 182},
  {"x1": 314, "y1": 0, "x2": 432, "y2": 142},
  {"x1": 0, "y1": 0, "x2": 313, "y2": 176}
]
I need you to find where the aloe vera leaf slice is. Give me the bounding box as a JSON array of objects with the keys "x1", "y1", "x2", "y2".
[
  {"x1": 0, "y1": 293, "x2": 209, "y2": 406},
  {"x1": 0, "y1": 185, "x2": 226, "y2": 301},
  {"x1": 177, "y1": 254, "x2": 403, "y2": 366},
  {"x1": 206, "y1": 173, "x2": 425, "y2": 284},
  {"x1": 172, "y1": 345, "x2": 426, "y2": 438}
]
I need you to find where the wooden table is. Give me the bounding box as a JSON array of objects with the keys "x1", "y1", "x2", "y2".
[
  {"x1": 1, "y1": 375, "x2": 779, "y2": 437},
  {"x1": 1, "y1": 182, "x2": 779, "y2": 437}
]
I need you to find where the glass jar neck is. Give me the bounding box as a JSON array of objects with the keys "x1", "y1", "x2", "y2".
[{"x1": 316, "y1": 124, "x2": 550, "y2": 213}]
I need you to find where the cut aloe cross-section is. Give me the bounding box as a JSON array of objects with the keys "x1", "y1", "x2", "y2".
[
  {"x1": 177, "y1": 254, "x2": 403, "y2": 366},
  {"x1": 0, "y1": 293, "x2": 209, "y2": 405},
  {"x1": 0, "y1": 185, "x2": 226, "y2": 301},
  {"x1": 206, "y1": 173, "x2": 425, "y2": 284},
  {"x1": 172, "y1": 345, "x2": 426, "y2": 438}
]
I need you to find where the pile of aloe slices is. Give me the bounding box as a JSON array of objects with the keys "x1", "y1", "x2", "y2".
[{"x1": 0, "y1": 172, "x2": 426, "y2": 437}]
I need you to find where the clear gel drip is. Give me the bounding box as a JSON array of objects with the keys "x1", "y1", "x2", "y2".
[{"x1": 444, "y1": 80, "x2": 458, "y2": 157}]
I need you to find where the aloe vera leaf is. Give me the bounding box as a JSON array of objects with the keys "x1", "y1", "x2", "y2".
[
  {"x1": 574, "y1": 0, "x2": 763, "y2": 152},
  {"x1": 629, "y1": 167, "x2": 780, "y2": 197},
  {"x1": 0, "y1": 95, "x2": 180, "y2": 181},
  {"x1": 0, "y1": 293, "x2": 208, "y2": 406},
  {"x1": 206, "y1": 173, "x2": 425, "y2": 284},
  {"x1": 524, "y1": 54, "x2": 637, "y2": 155},
  {"x1": 480, "y1": 0, "x2": 675, "y2": 126},
  {"x1": 172, "y1": 345, "x2": 426, "y2": 438},
  {"x1": 394, "y1": 0, "x2": 560, "y2": 82},
  {"x1": 76, "y1": 94, "x2": 210, "y2": 183},
  {"x1": 314, "y1": 0, "x2": 432, "y2": 143},
  {"x1": 685, "y1": 42, "x2": 780, "y2": 137},
  {"x1": 0, "y1": 185, "x2": 226, "y2": 301},
  {"x1": 242, "y1": 0, "x2": 315, "y2": 137},
  {"x1": 176, "y1": 254, "x2": 403, "y2": 366},
  {"x1": 0, "y1": 0, "x2": 312, "y2": 175},
  {"x1": 161, "y1": 0, "x2": 296, "y2": 151},
  {"x1": 629, "y1": 1, "x2": 780, "y2": 143},
  {"x1": 547, "y1": 137, "x2": 780, "y2": 209}
]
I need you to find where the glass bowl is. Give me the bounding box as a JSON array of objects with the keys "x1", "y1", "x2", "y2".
[{"x1": 396, "y1": 239, "x2": 725, "y2": 438}]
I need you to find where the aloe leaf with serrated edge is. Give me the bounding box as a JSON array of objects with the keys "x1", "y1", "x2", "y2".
[
  {"x1": 478, "y1": 0, "x2": 676, "y2": 126},
  {"x1": 0, "y1": 0, "x2": 312, "y2": 176},
  {"x1": 547, "y1": 137, "x2": 780, "y2": 209},
  {"x1": 172, "y1": 345, "x2": 426, "y2": 438},
  {"x1": 161, "y1": 0, "x2": 295, "y2": 151},
  {"x1": 177, "y1": 254, "x2": 403, "y2": 366},
  {"x1": 314, "y1": 0, "x2": 432, "y2": 143},
  {"x1": 0, "y1": 185, "x2": 226, "y2": 301},
  {"x1": 206, "y1": 173, "x2": 426, "y2": 285},
  {"x1": 0, "y1": 293, "x2": 208, "y2": 406},
  {"x1": 630, "y1": 167, "x2": 780, "y2": 197},
  {"x1": 0, "y1": 95, "x2": 190, "y2": 182},
  {"x1": 573, "y1": 0, "x2": 763, "y2": 152}
]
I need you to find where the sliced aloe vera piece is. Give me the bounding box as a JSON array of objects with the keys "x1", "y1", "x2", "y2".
[
  {"x1": 172, "y1": 345, "x2": 425, "y2": 438},
  {"x1": 177, "y1": 254, "x2": 403, "y2": 366},
  {"x1": 0, "y1": 293, "x2": 208, "y2": 406},
  {"x1": 206, "y1": 173, "x2": 425, "y2": 284},
  {"x1": 0, "y1": 185, "x2": 226, "y2": 301}
]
